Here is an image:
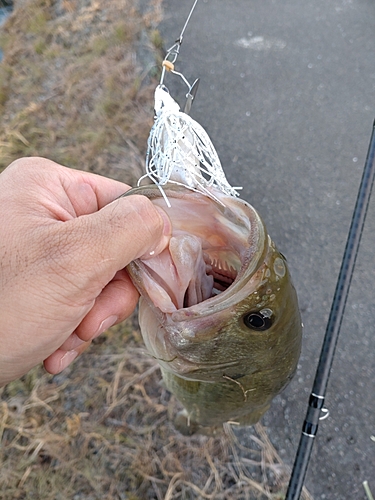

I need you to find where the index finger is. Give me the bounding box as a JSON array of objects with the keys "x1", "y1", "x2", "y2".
[{"x1": 61, "y1": 166, "x2": 133, "y2": 210}]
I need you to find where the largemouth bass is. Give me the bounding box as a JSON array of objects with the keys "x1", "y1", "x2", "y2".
[{"x1": 125, "y1": 183, "x2": 302, "y2": 435}]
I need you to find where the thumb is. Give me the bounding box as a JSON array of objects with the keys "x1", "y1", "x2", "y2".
[
  {"x1": 56, "y1": 194, "x2": 171, "y2": 296},
  {"x1": 97, "y1": 194, "x2": 172, "y2": 262},
  {"x1": 42, "y1": 195, "x2": 171, "y2": 368}
]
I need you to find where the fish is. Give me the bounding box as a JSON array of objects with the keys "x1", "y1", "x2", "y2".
[{"x1": 124, "y1": 182, "x2": 302, "y2": 435}]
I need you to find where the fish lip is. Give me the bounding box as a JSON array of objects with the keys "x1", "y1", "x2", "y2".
[
  {"x1": 126, "y1": 183, "x2": 268, "y2": 319},
  {"x1": 160, "y1": 359, "x2": 257, "y2": 381}
]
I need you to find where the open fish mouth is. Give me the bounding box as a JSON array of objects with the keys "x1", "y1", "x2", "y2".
[
  {"x1": 125, "y1": 184, "x2": 268, "y2": 316},
  {"x1": 202, "y1": 251, "x2": 239, "y2": 293},
  {"x1": 141, "y1": 243, "x2": 240, "y2": 309}
]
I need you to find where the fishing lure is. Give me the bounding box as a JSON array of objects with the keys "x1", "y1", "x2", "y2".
[
  {"x1": 139, "y1": 85, "x2": 240, "y2": 207},
  {"x1": 137, "y1": 1, "x2": 241, "y2": 207}
]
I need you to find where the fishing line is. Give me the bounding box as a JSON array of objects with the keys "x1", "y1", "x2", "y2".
[{"x1": 285, "y1": 118, "x2": 375, "y2": 499}]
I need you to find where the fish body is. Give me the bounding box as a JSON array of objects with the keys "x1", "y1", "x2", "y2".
[{"x1": 125, "y1": 183, "x2": 302, "y2": 434}]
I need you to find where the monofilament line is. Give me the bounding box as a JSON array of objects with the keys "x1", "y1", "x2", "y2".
[{"x1": 178, "y1": 0, "x2": 200, "y2": 45}]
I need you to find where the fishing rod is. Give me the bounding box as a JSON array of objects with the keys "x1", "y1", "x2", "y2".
[{"x1": 285, "y1": 118, "x2": 375, "y2": 499}]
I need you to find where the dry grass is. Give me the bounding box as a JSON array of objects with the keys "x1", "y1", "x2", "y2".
[
  {"x1": 0, "y1": 1, "x2": 313, "y2": 498},
  {"x1": 0, "y1": 0, "x2": 164, "y2": 182},
  {"x1": 1, "y1": 324, "x2": 313, "y2": 500}
]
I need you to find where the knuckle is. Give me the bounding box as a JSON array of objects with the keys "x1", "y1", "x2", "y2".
[{"x1": 8, "y1": 157, "x2": 48, "y2": 172}]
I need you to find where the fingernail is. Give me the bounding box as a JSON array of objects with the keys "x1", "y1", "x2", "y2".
[
  {"x1": 141, "y1": 206, "x2": 171, "y2": 260},
  {"x1": 154, "y1": 206, "x2": 172, "y2": 237},
  {"x1": 93, "y1": 315, "x2": 118, "y2": 339},
  {"x1": 61, "y1": 332, "x2": 86, "y2": 351},
  {"x1": 59, "y1": 350, "x2": 79, "y2": 372}
]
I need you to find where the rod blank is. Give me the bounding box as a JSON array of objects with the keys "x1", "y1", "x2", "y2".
[{"x1": 285, "y1": 119, "x2": 375, "y2": 499}]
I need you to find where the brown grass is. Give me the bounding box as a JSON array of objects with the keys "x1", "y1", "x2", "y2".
[
  {"x1": 0, "y1": 0, "x2": 163, "y2": 183},
  {"x1": 0, "y1": 1, "x2": 313, "y2": 498},
  {"x1": 1, "y1": 325, "x2": 313, "y2": 500}
]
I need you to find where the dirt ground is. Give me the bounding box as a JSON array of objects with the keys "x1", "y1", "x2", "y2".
[{"x1": 0, "y1": 1, "x2": 313, "y2": 498}]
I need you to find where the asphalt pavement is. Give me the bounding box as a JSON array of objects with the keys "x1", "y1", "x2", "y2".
[{"x1": 159, "y1": 1, "x2": 375, "y2": 498}]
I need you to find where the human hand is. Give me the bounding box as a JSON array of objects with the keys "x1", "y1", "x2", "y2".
[{"x1": 0, "y1": 157, "x2": 171, "y2": 386}]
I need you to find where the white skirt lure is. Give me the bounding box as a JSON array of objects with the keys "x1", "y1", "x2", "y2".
[{"x1": 138, "y1": 85, "x2": 241, "y2": 208}]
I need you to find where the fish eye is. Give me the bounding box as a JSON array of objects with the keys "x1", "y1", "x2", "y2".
[{"x1": 243, "y1": 311, "x2": 273, "y2": 331}]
